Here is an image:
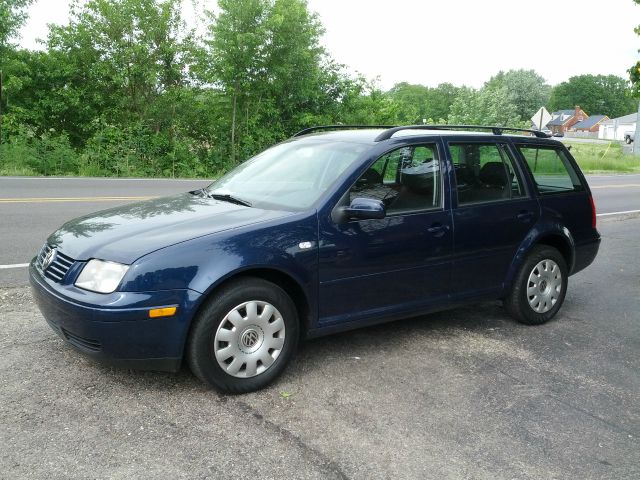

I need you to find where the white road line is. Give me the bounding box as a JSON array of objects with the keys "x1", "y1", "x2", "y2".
[
  {"x1": 0, "y1": 263, "x2": 30, "y2": 269},
  {"x1": 597, "y1": 209, "x2": 640, "y2": 217},
  {"x1": 587, "y1": 173, "x2": 640, "y2": 178}
]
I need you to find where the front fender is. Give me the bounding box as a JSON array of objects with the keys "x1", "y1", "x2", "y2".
[
  {"x1": 119, "y1": 211, "x2": 319, "y2": 322},
  {"x1": 503, "y1": 219, "x2": 575, "y2": 292}
]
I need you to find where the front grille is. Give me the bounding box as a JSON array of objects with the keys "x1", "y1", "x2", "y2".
[
  {"x1": 60, "y1": 327, "x2": 102, "y2": 352},
  {"x1": 37, "y1": 243, "x2": 75, "y2": 282}
]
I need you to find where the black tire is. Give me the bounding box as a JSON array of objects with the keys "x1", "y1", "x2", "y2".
[
  {"x1": 505, "y1": 246, "x2": 568, "y2": 325},
  {"x1": 187, "y1": 277, "x2": 299, "y2": 394},
  {"x1": 625, "y1": 136, "x2": 632, "y2": 145}
]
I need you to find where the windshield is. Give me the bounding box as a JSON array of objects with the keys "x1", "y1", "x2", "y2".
[{"x1": 206, "y1": 140, "x2": 369, "y2": 210}]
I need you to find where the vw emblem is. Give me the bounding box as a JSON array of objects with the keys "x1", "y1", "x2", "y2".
[
  {"x1": 42, "y1": 248, "x2": 57, "y2": 271},
  {"x1": 241, "y1": 329, "x2": 260, "y2": 348}
]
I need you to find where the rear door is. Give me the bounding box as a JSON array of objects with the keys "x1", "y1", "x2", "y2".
[
  {"x1": 513, "y1": 142, "x2": 592, "y2": 237},
  {"x1": 447, "y1": 139, "x2": 540, "y2": 295}
]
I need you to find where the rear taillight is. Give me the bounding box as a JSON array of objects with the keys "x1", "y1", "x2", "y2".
[{"x1": 589, "y1": 195, "x2": 596, "y2": 229}]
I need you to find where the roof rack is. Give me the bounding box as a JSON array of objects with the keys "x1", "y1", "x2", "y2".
[
  {"x1": 293, "y1": 125, "x2": 396, "y2": 137},
  {"x1": 374, "y1": 125, "x2": 551, "y2": 141}
]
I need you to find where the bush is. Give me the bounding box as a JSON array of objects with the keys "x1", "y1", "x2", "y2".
[{"x1": 0, "y1": 125, "x2": 80, "y2": 176}]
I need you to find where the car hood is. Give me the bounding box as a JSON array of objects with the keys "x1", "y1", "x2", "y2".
[{"x1": 47, "y1": 193, "x2": 294, "y2": 264}]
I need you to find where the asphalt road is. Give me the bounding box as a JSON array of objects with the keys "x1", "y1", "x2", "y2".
[
  {"x1": 1, "y1": 214, "x2": 639, "y2": 479},
  {"x1": 1, "y1": 174, "x2": 639, "y2": 287},
  {"x1": 0, "y1": 177, "x2": 211, "y2": 287},
  {"x1": 587, "y1": 173, "x2": 640, "y2": 214}
]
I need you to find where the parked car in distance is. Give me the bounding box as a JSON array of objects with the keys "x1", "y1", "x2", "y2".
[
  {"x1": 624, "y1": 131, "x2": 635, "y2": 144},
  {"x1": 552, "y1": 131, "x2": 564, "y2": 137},
  {"x1": 31, "y1": 125, "x2": 601, "y2": 393}
]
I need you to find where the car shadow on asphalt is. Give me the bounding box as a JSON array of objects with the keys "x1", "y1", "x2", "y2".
[{"x1": 61, "y1": 300, "x2": 514, "y2": 394}]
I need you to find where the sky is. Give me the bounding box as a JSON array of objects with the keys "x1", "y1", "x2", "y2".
[{"x1": 18, "y1": 0, "x2": 640, "y2": 89}]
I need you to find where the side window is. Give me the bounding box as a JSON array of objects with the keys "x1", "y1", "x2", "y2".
[
  {"x1": 450, "y1": 143, "x2": 525, "y2": 205},
  {"x1": 350, "y1": 144, "x2": 441, "y2": 214},
  {"x1": 517, "y1": 146, "x2": 585, "y2": 194}
]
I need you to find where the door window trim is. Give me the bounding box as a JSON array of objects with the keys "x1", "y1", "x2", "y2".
[
  {"x1": 340, "y1": 141, "x2": 446, "y2": 220},
  {"x1": 446, "y1": 139, "x2": 531, "y2": 208},
  {"x1": 513, "y1": 143, "x2": 586, "y2": 196}
]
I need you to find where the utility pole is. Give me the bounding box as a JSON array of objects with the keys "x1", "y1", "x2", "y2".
[{"x1": 634, "y1": 100, "x2": 640, "y2": 155}]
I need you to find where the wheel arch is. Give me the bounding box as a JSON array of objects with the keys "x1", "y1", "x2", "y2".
[
  {"x1": 505, "y1": 227, "x2": 575, "y2": 293},
  {"x1": 189, "y1": 266, "x2": 312, "y2": 345},
  {"x1": 535, "y1": 234, "x2": 573, "y2": 271}
]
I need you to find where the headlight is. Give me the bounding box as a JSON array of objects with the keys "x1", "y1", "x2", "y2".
[{"x1": 75, "y1": 259, "x2": 129, "y2": 293}]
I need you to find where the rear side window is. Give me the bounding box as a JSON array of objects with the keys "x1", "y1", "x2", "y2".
[{"x1": 517, "y1": 146, "x2": 585, "y2": 195}]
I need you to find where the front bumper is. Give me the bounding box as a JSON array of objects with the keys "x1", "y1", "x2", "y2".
[{"x1": 29, "y1": 261, "x2": 202, "y2": 372}]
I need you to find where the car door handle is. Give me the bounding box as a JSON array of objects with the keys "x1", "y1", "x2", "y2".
[
  {"x1": 427, "y1": 223, "x2": 448, "y2": 237},
  {"x1": 517, "y1": 210, "x2": 534, "y2": 222}
]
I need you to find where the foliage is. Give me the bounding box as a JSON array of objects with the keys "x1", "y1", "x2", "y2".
[
  {"x1": 485, "y1": 70, "x2": 551, "y2": 120},
  {"x1": 448, "y1": 86, "x2": 524, "y2": 127},
  {"x1": 1, "y1": 0, "x2": 637, "y2": 178},
  {"x1": 548, "y1": 74, "x2": 636, "y2": 118},
  {"x1": 0, "y1": 0, "x2": 32, "y2": 55},
  {"x1": 203, "y1": 0, "x2": 340, "y2": 163},
  {"x1": 0, "y1": 124, "x2": 80, "y2": 176},
  {"x1": 386, "y1": 82, "x2": 462, "y2": 124}
]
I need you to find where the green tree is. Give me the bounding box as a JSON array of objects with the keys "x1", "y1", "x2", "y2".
[
  {"x1": 447, "y1": 86, "x2": 523, "y2": 127},
  {"x1": 548, "y1": 74, "x2": 636, "y2": 118},
  {"x1": 386, "y1": 82, "x2": 463, "y2": 124},
  {"x1": 386, "y1": 82, "x2": 429, "y2": 124},
  {"x1": 425, "y1": 83, "x2": 463, "y2": 122},
  {"x1": 485, "y1": 69, "x2": 551, "y2": 120},
  {"x1": 204, "y1": 0, "x2": 270, "y2": 163},
  {"x1": 0, "y1": 0, "x2": 32, "y2": 58},
  {"x1": 204, "y1": 0, "x2": 342, "y2": 162},
  {"x1": 22, "y1": 0, "x2": 204, "y2": 176},
  {"x1": 0, "y1": 0, "x2": 33, "y2": 143},
  {"x1": 47, "y1": 0, "x2": 196, "y2": 131},
  {"x1": 338, "y1": 76, "x2": 401, "y2": 125}
]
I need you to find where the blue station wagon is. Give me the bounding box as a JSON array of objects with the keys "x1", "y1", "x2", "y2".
[{"x1": 30, "y1": 125, "x2": 600, "y2": 393}]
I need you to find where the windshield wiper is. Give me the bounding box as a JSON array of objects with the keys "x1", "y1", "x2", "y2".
[{"x1": 204, "y1": 191, "x2": 252, "y2": 207}]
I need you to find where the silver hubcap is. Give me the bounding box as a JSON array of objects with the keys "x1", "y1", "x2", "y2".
[
  {"x1": 214, "y1": 300, "x2": 285, "y2": 378},
  {"x1": 527, "y1": 259, "x2": 562, "y2": 313}
]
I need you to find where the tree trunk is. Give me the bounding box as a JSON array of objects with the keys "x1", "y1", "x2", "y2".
[
  {"x1": 231, "y1": 91, "x2": 237, "y2": 164},
  {"x1": 633, "y1": 100, "x2": 640, "y2": 155}
]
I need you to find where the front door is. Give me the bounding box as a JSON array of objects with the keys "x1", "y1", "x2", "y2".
[{"x1": 317, "y1": 142, "x2": 453, "y2": 326}]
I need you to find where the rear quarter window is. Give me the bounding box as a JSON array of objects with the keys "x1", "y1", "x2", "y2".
[{"x1": 517, "y1": 146, "x2": 585, "y2": 195}]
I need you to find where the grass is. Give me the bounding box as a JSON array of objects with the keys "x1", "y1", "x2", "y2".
[{"x1": 564, "y1": 141, "x2": 640, "y2": 174}]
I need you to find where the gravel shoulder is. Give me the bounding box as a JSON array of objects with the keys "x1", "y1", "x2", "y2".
[{"x1": 1, "y1": 215, "x2": 639, "y2": 480}]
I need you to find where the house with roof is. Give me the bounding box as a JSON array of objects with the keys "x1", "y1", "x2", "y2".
[
  {"x1": 598, "y1": 112, "x2": 638, "y2": 141},
  {"x1": 572, "y1": 115, "x2": 609, "y2": 133},
  {"x1": 546, "y1": 106, "x2": 588, "y2": 135}
]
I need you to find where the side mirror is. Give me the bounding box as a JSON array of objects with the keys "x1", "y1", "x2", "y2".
[{"x1": 340, "y1": 197, "x2": 386, "y2": 221}]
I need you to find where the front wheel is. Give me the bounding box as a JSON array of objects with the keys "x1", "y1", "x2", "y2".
[
  {"x1": 505, "y1": 246, "x2": 568, "y2": 325},
  {"x1": 187, "y1": 277, "x2": 299, "y2": 393}
]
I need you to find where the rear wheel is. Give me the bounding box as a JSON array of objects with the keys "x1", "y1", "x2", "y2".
[
  {"x1": 187, "y1": 277, "x2": 299, "y2": 393},
  {"x1": 505, "y1": 246, "x2": 568, "y2": 325}
]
